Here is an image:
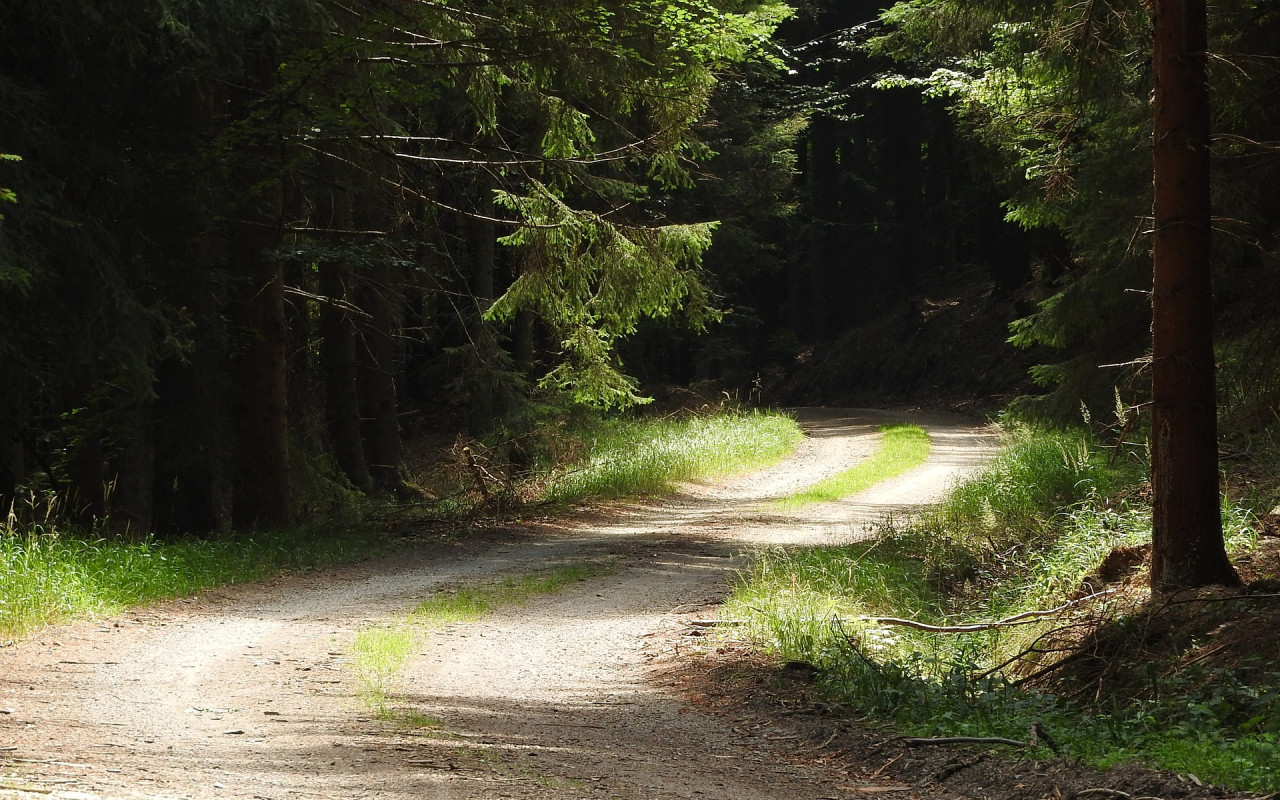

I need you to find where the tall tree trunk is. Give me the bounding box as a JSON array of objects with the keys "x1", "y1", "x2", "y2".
[
  {"x1": 468, "y1": 191, "x2": 498, "y2": 439},
  {"x1": 231, "y1": 219, "x2": 292, "y2": 527},
  {"x1": 354, "y1": 163, "x2": 404, "y2": 494},
  {"x1": 320, "y1": 257, "x2": 374, "y2": 492},
  {"x1": 229, "y1": 46, "x2": 291, "y2": 528},
  {"x1": 356, "y1": 256, "x2": 404, "y2": 493},
  {"x1": 110, "y1": 399, "x2": 155, "y2": 536},
  {"x1": 807, "y1": 118, "x2": 841, "y2": 340},
  {"x1": 1149, "y1": 0, "x2": 1239, "y2": 590}
]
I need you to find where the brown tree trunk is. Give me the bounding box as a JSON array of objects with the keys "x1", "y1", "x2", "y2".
[
  {"x1": 229, "y1": 46, "x2": 292, "y2": 528},
  {"x1": 356, "y1": 256, "x2": 404, "y2": 493},
  {"x1": 468, "y1": 190, "x2": 498, "y2": 439},
  {"x1": 353, "y1": 165, "x2": 404, "y2": 494},
  {"x1": 320, "y1": 255, "x2": 374, "y2": 493},
  {"x1": 110, "y1": 399, "x2": 155, "y2": 537},
  {"x1": 806, "y1": 118, "x2": 840, "y2": 341},
  {"x1": 231, "y1": 221, "x2": 292, "y2": 527},
  {"x1": 1149, "y1": 0, "x2": 1239, "y2": 591}
]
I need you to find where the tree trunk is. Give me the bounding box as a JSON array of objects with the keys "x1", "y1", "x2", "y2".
[
  {"x1": 468, "y1": 191, "x2": 498, "y2": 439},
  {"x1": 229, "y1": 46, "x2": 292, "y2": 528},
  {"x1": 356, "y1": 256, "x2": 404, "y2": 493},
  {"x1": 807, "y1": 117, "x2": 841, "y2": 340},
  {"x1": 110, "y1": 399, "x2": 155, "y2": 537},
  {"x1": 231, "y1": 221, "x2": 292, "y2": 527},
  {"x1": 320, "y1": 257, "x2": 374, "y2": 492},
  {"x1": 1149, "y1": 0, "x2": 1239, "y2": 591}
]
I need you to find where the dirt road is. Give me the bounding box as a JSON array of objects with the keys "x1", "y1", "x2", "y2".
[{"x1": 0, "y1": 409, "x2": 998, "y2": 800}]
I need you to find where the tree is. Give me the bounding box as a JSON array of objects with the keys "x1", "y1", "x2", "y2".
[{"x1": 1148, "y1": 0, "x2": 1239, "y2": 590}]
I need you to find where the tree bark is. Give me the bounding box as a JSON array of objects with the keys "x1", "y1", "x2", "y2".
[
  {"x1": 806, "y1": 117, "x2": 841, "y2": 340},
  {"x1": 468, "y1": 188, "x2": 498, "y2": 439},
  {"x1": 231, "y1": 221, "x2": 292, "y2": 527},
  {"x1": 1149, "y1": 0, "x2": 1239, "y2": 590},
  {"x1": 229, "y1": 45, "x2": 292, "y2": 528},
  {"x1": 356, "y1": 256, "x2": 405, "y2": 493},
  {"x1": 320, "y1": 257, "x2": 374, "y2": 492}
]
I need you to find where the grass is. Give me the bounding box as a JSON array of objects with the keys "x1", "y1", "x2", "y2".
[
  {"x1": 726, "y1": 424, "x2": 1277, "y2": 793},
  {"x1": 0, "y1": 515, "x2": 394, "y2": 640},
  {"x1": 352, "y1": 561, "x2": 616, "y2": 716},
  {"x1": 771, "y1": 424, "x2": 931, "y2": 511},
  {"x1": 540, "y1": 409, "x2": 803, "y2": 504}
]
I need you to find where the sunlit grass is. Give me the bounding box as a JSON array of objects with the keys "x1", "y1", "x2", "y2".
[
  {"x1": 541, "y1": 409, "x2": 803, "y2": 504},
  {"x1": 354, "y1": 623, "x2": 418, "y2": 716},
  {"x1": 771, "y1": 424, "x2": 930, "y2": 511},
  {"x1": 412, "y1": 562, "x2": 613, "y2": 624},
  {"x1": 0, "y1": 519, "x2": 393, "y2": 640}
]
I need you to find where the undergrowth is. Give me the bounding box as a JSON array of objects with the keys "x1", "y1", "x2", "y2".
[{"x1": 727, "y1": 425, "x2": 1277, "y2": 793}]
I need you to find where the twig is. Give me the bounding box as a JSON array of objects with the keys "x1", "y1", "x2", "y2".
[
  {"x1": 901, "y1": 736, "x2": 1027, "y2": 748},
  {"x1": 871, "y1": 753, "x2": 903, "y2": 777},
  {"x1": 1013, "y1": 647, "x2": 1100, "y2": 687},
  {"x1": 865, "y1": 590, "x2": 1118, "y2": 634},
  {"x1": 462, "y1": 446, "x2": 491, "y2": 502},
  {"x1": 932, "y1": 755, "x2": 985, "y2": 782}
]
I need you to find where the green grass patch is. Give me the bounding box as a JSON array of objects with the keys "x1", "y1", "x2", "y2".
[
  {"x1": 541, "y1": 409, "x2": 803, "y2": 504},
  {"x1": 0, "y1": 521, "x2": 394, "y2": 640},
  {"x1": 771, "y1": 424, "x2": 931, "y2": 511},
  {"x1": 411, "y1": 562, "x2": 612, "y2": 624},
  {"x1": 352, "y1": 561, "x2": 615, "y2": 718},
  {"x1": 726, "y1": 425, "x2": 1277, "y2": 793}
]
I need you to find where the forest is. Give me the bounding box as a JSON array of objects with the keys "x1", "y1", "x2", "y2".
[
  {"x1": 3, "y1": 0, "x2": 1280, "y2": 793},
  {"x1": 2, "y1": 0, "x2": 1277, "y2": 538}
]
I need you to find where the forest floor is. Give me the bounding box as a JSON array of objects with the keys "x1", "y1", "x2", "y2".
[{"x1": 0, "y1": 409, "x2": 1262, "y2": 800}]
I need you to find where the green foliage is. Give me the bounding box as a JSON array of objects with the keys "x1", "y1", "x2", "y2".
[
  {"x1": 540, "y1": 408, "x2": 803, "y2": 503},
  {"x1": 773, "y1": 424, "x2": 931, "y2": 510},
  {"x1": 492, "y1": 187, "x2": 720, "y2": 407}
]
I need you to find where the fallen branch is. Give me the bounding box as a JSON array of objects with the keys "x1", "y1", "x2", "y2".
[
  {"x1": 901, "y1": 736, "x2": 1027, "y2": 748},
  {"x1": 865, "y1": 589, "x2": 1119, "y2": 634},
  {"x1": 1073, "y1": 789, "x2": 1166, "y2": 800}
]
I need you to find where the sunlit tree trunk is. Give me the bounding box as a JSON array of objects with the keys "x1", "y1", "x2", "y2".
[{"x1": 1149, "y1": 0, "x2": 1239, "y2": 591}]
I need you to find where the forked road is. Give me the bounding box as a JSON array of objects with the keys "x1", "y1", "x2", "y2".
[{"x1": 0, "y1": 409, "x2": 998, "y2": 800}]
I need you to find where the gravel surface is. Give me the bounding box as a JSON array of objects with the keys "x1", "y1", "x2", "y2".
[{"x1": 0, "y1": 408, "x2": 998, "y2": 800}]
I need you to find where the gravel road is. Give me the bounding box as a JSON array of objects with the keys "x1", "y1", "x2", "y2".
[{"x1": 0, "y1": 408, "x2": 998, "y2": 800}]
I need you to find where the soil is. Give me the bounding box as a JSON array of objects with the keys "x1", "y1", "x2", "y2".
[{"x1": 0, "y1": 409, "x2": 1267, "y2": 800}]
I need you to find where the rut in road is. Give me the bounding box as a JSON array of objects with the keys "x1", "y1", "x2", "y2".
[{"x1": 0, "y1": 409, "x2": 997, "y2": 800}]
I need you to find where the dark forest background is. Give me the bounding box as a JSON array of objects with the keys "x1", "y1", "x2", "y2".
[{"x1": 3, "y1": 0, "x2": 1279, "y2": 535}]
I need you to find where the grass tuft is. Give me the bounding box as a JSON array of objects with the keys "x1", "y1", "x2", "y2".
[
  {"x1": 772, "y1": 424, "x2": 931, "y2": 510},
  {"x1": 351, "y1": 561, "x2": 616, "y2": 718}
]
